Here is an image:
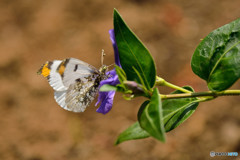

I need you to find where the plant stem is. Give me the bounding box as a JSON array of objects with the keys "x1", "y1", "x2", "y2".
[
  {"x1": 155, "y1": 76, "x2": 240, "y2": 100},
  {"x1": 160, "y1": 90, "x2": 240, "y2": 100},
  {"x1": 156, "y1": 76, "x2": 192, "y2": 93}
]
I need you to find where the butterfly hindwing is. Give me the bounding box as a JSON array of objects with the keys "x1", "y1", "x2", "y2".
[
  {"x1": 54, "y1": 90, "x2": 67, "y2": 110},
  {"x1": 54, "y1": 80, "x2": 98, "y2": 112},
  {"x1": 66, "y1": 80, "x2": 98, "y2": 112}
]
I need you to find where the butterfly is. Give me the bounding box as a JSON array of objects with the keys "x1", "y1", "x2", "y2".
[{"x1": 37, "y1": 58, "x2": 108, "y2": 112}]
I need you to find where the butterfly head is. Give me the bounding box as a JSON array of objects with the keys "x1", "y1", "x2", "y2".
[{"x1": 99, "y1": 65, "x2": 108, "y2": 75}]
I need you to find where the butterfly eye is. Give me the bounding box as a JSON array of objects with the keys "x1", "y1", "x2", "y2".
[{"x1": 99, "y1": 65, "x2": 108, "y2": 73}]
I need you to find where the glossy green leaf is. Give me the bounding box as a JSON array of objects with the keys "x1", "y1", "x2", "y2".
[
  {"x1": 138, "y1": 88, "x2": 165, "y2": 142},
  {"x1": 115, "y1": 122, "x2": 149, "y2": 145},
  {"x1": 113, "y1": 9, "x2": 156, "y2": 90},
  {"x1": 162, "y1": 86, "x2": 199, "y2": 132},
  {"x1": 191, "y1": 18, "x2": 240, "y2": 91}
]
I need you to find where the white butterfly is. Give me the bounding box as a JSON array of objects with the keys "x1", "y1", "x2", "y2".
[{"x1": 38, "y1": 58, "x2": 108, "y2": 112}]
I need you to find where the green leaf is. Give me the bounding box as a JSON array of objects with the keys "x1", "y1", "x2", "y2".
[
  {"x1": 162, "y1": 86, "x2": 199, "y2": 132},
  {"x1": 100, "y1": 84, "x2": 132, "y2": 95},
  {"x1": 138, "y1": 88, "x2": 166, "y2": 142},
  {"x1": 113, "y1": 9, "x2": 156, "y2": 90},
  {"x1": 191, "y1": 18, "x2": 240, "y2": 91},
  {"x1": 99, "y1": 84, "x2": 117, "y2": 91},
  {"x1": 115, "y1": 122, "x2": 149, "y2": 145}
]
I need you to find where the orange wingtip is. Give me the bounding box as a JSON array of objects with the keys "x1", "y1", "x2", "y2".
[{"x1": 37, "y1": 62, "x2": 51, "y2": 78}]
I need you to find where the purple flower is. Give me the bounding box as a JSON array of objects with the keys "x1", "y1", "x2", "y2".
[{"x1": 95, "y1": 29, "x2": 121, "y2": 114}]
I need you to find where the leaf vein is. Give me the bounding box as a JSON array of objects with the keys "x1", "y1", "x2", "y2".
[{"x1": 208, "y1": 40, "x2": 240, "y2": 81}]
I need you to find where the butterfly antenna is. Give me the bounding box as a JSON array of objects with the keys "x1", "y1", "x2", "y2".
[
  {"x1": 101, "y1": 49, "x2": 106, "y2": 66},
  {"x1": 107, "y1": 63, "x2": 115, "y2": 68}
]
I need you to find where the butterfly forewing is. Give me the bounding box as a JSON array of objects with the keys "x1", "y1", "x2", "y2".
[
  {"x1": 38, "y1": 60, "x2": 67, "y2": 91},
  {"x1": 59, "y1": 58, "x2": 100, "y2": 87}
]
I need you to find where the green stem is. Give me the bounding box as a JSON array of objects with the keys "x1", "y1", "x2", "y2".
[
  {"x1": 155, "y1": 76, "x2": 240, "y2": 100},
  {"x1": 160, "y1": 90, "x2": 240, "y2": 100},
  {"x1": 156, "y1": 76, "x2": 192, "y2": 93}
]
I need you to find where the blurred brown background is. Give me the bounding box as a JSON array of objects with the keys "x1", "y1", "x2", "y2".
[{"x1": 0, "y1": 0, "x2": 239, "y2": 160}]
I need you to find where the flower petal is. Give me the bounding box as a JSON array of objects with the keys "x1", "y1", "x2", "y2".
[
  {"x1": 96, "y1": 91, "x2": 115, "y2": 114},
  {"x1": 109, "y1": 29, "x2": 121, "y2": 67}
]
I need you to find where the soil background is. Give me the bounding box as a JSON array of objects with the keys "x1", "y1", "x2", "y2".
[{"x1": 0, "y1": 0, "x2": 239, "y2": 160}]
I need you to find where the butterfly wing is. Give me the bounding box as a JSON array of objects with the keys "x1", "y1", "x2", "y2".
[
  {"x1": 38, "y1": 60, "x2": 67, "y2": 91},
  {"x1": 54, "y1": 80, "x2": 99, "y2": 112}
]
